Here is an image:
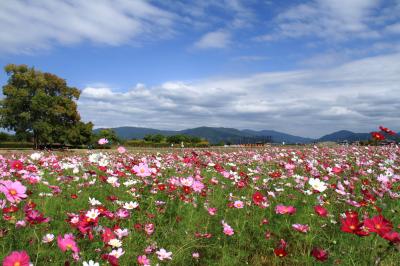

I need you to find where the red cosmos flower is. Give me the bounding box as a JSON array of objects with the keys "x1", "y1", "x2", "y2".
[
  {"x1": 101, "y1": 254, "x2": 119, "y2": 266},
  {"x1": 379, "y1": 126, "x2": 396, "y2": 135},
  {"x1": 364, "y1": 215, "x2": 393, "y2": 236},
  {"x1": 382, "y1": 231, "x2": 400, "y2": 243},
  {"x1": 269, "y1": 171, "x2": 282, "y2": 178},
  {"x1": 340, "y1": 211, "x2": 369, "y2": 236},
  {"x1": 252, "y1": 191, "x2": 265, "y2": 205},
  {"x1": 182, "y1": 186, "x2": 192, "y2": 194},
  {"x1": 3, "y1": 205, "x2": 19, "y2": 214},
  {"x1": 102, "y1": 227, "x2": 116, "y2": 244},
  {"x1": 274, "y1": 239, "x2": 287, "y2": 258},
  {"x1": 10, "y1": 160, "x2": 24, "y2": 171},
  {"x1": 25, "y1": 209, "x2": 50, "y2": 224},
  {"x1": 70, "y1": 194, "x2": 78, "y2": 199},
  {"x1": 106, "y1": 195, "x2": 119, "y2": 201},
  {"x1": 158, "y1": 184, "x2": 166, "y2": 191},
  {"x1": 371, "y1": 132, "x2": 385, "y2": 141},
  {"x1": 311, "y1": 247, "x2": 329, "y2": 262},
  {"x1": 314, "y1": 205, "x2": 328, "y2": 217}
]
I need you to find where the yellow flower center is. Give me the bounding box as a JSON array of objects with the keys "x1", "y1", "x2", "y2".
[
  {"x1": 9, "y1": 189, "x2": 17, "y2": 195},
  {"x1": 66, "y1": 244, "x2": 72, "y2": 249},
  {"x1": 14, "y1": 262, "x2": 21, "y2": 266}
]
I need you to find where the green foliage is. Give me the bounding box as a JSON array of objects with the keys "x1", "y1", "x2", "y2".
[
  {"x1": 166, "y1": 134, "x2": 203, "y2": 144},
  {"x1": 0, "y1": 64, "x2": 93, "y2": 147},
  {"x1": 143, "y1": 134, "x2": 166, "y2": 143}
]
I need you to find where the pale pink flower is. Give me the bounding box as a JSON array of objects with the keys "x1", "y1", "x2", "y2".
[
  {"x1": 98, "y1": 138, "x2": 109, "y2": 145},
  {"x1": 233, "y1": 200, "x2": 244, "y2": 209},
  {"x1": 192, "y1": 180, "x2": 205, "y2": 192},
  {"x1": 133, "y1": 163, "x2": 152, "y2": 177},
  {"x1": 292, "y1": 224, "x2": 310, "y2": 233},
  {"x1": 156, "y1": 248, "x2": 172, "y2": 261},
  {"x1": 117, "y1": 146, "x2": 126, "y2": 154}
]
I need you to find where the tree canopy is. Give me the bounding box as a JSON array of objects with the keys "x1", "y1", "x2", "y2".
[{"x1": 0, "y1": 64, "x2": 93, "y2": 148}]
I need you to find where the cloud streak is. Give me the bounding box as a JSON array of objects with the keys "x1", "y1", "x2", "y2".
[
  {"x1": 79, "y1": 53, "x2": 400, "y2": 138},
  {"x1": 0, "y1": 0, "x2": 175, "y2": 54}
]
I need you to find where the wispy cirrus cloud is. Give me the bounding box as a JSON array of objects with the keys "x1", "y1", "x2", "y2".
[
  {"x1": 194, "y1": 30, "x2": 232, "y2": 49},
  {"x1": 256, "y1": 0, "x2": 391, "y2": 42},
  {"x1": 79, "y1": 52, "x2": 400, "y2": 138},
  {"x1": 0, "y1": 0, "x2": 176, "y2": 54}
]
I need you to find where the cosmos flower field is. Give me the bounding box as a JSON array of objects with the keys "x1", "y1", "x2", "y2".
[{"x1": 1, "y1": 145, "x2": 400, "y2": 265}]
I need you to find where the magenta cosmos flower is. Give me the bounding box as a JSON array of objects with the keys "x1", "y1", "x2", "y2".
[
  {"x1": 0, "y1": 180, "x2": 27, "y2": 203},
  {"x1": 2, "y1": 250, "x2": 31, "y2": 266},
  {"x1": 275, "y1": 204, "x2": 296, "y2": 215},
  {"x1": 57, "y1": 234, "x2": 79, "y2": 254}
]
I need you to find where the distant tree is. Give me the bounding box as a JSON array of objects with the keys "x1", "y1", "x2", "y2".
[
  {"x1": 143, "y1": 134, "x2": 153, "y2": 142},
  {"x1": 152, "y1": 134, "x2": 165, "y2": 143},
  {"x1": 0, "y1": 64, "x2": 93, "y2": 148}
]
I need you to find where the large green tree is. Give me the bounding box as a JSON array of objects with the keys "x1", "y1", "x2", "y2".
[{"x1": 0, "y1": 64, "x2": 93, "y2": 148}]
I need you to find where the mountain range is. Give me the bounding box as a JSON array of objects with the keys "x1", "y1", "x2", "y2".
[{"x1": 93, "y1": 126, "x2": 392, "y2": 144}]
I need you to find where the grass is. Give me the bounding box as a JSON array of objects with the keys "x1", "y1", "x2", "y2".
[{"x1": 0, "y1": 146, "x2": 400, "y2": 265}]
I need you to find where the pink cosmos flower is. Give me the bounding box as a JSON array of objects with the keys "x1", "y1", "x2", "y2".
[
  {"x1": 275, "y1": 205, "x2": 296, "y2": 215},
  {"x1": 222, "y1": 220, "x2": 234, "y2": 236},
  {"x1": 117, "y1": 146, "x2": 126, "y2": 154},
  {"x1": 144, "y1": 223, "x2": 155, "y2": 236},
  {"x1": 2, "y1": 250, "x2": 30, "y2": 266},
  {"x1": 207, "y1": 207, "x2": 217, "y2": 216},
  {"x1": 57, "y1": 234, "x2": 79, "y2": 254},
  {"x1": 292, "y1": 224, "x2": 309, "y2": 233},
  {"x1": 0, "y1": 180, "x2": 27, "y2": 203},
  {"x1": 98, "y1": 138, "x2": 109, "y2": 145},
  {"x1": 133, "y1": 163, "x2": 152, "y2": 177},
  {"x1": 137, "y1": 255, "x2": 151, "y2": 266},
  {"x1": 233, "y1": 200, "x2": 244, "y2": 209},
  {"x1": 192, "y1": 180, "x2": 205, "y2": 193},
  {"x1": 156, "y1": 248, "x2": 172, "y2": 261}
]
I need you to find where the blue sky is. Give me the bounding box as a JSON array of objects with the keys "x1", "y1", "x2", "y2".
[{"x1": 0, "y1": 0, "x2": 399, "y2": 137}]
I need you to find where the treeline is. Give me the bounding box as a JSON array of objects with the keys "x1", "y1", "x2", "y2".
[{"x1": 127, "y1": 133, "x2": 209, "y2": 147}]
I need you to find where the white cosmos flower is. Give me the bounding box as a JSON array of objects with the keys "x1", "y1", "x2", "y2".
[
  {"x1": 308, "y1": 178, "x2": 328, "y2": 192},
  {"x1": 108, "y1": 238, "x2": 122, "y2": 248},
  {"x1": 30, "y1": 152, "x2": 42, "y2": 161},
  {"x1": 89, "y1": 197, "x2": 102, "y2": 206},
  {"x1": 123, "y1": 201, "x2": 139, "y2": 210},
  {"x1": 85, "y1": 209, "x2": 100, "y2": 220},
  {"x1": 83, "y1": 260, "x2": 99, "y2": 266},
  {"x1": 42, "y1": 233, "x2": 55, "y2": 243}
]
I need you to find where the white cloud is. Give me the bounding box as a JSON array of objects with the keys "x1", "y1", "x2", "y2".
[
  {"x1": 194, "y1": 30, "x2": 231, "y2": 49},
  {"x1": 79, "y1": 52, "x2": 400, "y2": 137},
  {"x1": 257, "y1": 0, "x2": 384, "y2": 42},
  {"x1": 0, "y1": 0, "x2": 175, "y2": 54}
]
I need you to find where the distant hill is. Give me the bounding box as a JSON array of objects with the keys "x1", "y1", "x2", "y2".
[
  {"x1": 318, "y1": 130, "x2": 371, "y2": 142},
  {"x1": 94, "y1": 126, "x2": 315, "y2": 144},
  {"x1": 243, "y1": 129, "x2": 314, "y2": 144}
]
